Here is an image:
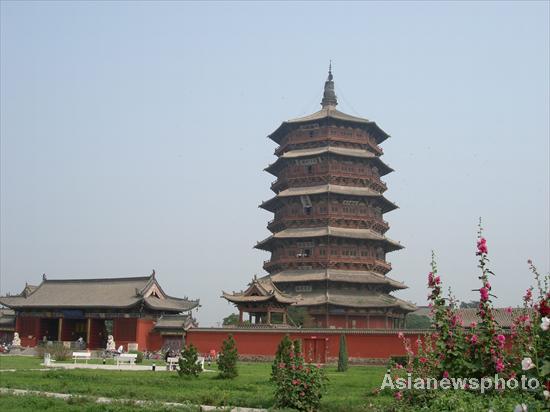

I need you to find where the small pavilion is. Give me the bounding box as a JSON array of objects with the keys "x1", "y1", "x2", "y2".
[{"x1": 222, "y1": 276, "x2": 297, "y2": 325}]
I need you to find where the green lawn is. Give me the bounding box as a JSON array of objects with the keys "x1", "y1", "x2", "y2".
[{"x1": 0, "y1": 356, "x2": 387, "y2": 411}]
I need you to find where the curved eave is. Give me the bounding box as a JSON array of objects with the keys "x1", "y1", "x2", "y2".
[
  {"x1": 255, "y1": 227, "x2": 404, "y2": 252},
  {"x1": 144, "y1": 297, "x2": 200, "y2": 313},
  {"x1": 221, "y1": 292, "x2": 295, "y2": 305}
]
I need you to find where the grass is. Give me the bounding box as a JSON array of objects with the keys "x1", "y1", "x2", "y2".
[
  {"x1": 0, "y1": 394, "x2": 199, "y2": 411},
  {"x1": 0, "y1": 356, "x2": 388, "y2": 411}
]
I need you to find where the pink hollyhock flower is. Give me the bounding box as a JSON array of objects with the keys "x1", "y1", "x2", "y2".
[
  {"x1": 419, "y1": 357, "x2": 427, "y2": 364},
  {"x1": 470, "y1": 335, "x2": 478, "y2": 344},
  {"x1": 524, "y1": 289, "x2": 532, "y2": 302},
  {"x1": 505, "y1": 307, "x2": 513, "y2": 314},
  {"x1": 397, "y1": 332, "x2": 404, "y2": 339},
  {"x1": 299, "y1": 392, "x2": 305, "y2": 397},
  {"x1": 469, "y1": 321, "x2": 477, "y2": 328},
  {"x1": 396, "y1": 363, "x2": 403, "y2": 369},
  {"x1": 485, "y1": 281, "x2": 491, "y2": 289},
  {"x1": 541, "y1": 316, "x2": 550, "y2": 331},
  {"x1": 434, "y1": 276, "x2": 441, "y2": 285},
  {"x1": 496, "y1": 334, "x2": 505, "y2": 345},
  {"x1": 480, "y1": 287, "x2": 489, "y2": 302},
  {"x1": 495, "y1": 358, "x2": 504, "y2": 373},
  {"x1": 477, "y1": 237, "x2": 488, "y2": 254},
  {"x1": 442, "y1": 370, "x2": 449, "y2": 378},
  {"x1": 394, "y1": 391, "x2": 403, "y2": 400}
]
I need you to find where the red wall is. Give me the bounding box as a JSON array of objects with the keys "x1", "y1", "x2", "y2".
[
  {"x1": 186, "y1": 328, "x2": 426, "y2": 361},
  {"x1": 15, "y1": 316, "x2": 40, "y2": 347}
]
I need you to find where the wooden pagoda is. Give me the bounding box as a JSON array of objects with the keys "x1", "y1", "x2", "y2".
[{"x1": 255, "y1": 66, "x2": 416, "y2": 329}]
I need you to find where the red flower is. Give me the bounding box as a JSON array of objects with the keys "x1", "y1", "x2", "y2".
[
  {"x1": 299, "y1": 391, "x2": 305, "y2": 397},
  {"x1": 419, "y1": 357, "x2": 427, "y2": 364},
  {"x1": 539, "y1": 299, "x2": 550, "y2": 317}
]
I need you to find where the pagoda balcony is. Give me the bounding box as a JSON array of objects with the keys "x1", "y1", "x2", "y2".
[
  {"x1": 271, "y1": 174, "x2": 386, "y2": 194},
  {"x1": 264, "y1": 257, "x2": 392, "y2": 274},
  {"x1": 267, "y1": 214, "x2": 389, "y2": 234},
  {"x1": 275, "y1": 131, "x2": 383, "y2": 156}
]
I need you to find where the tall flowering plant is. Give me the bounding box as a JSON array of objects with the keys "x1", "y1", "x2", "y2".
[
  {"x1": 470, "y1": 223, "x2": 507, "y2": 377},
  {"x1": 273, "y1": 338, "x2": 328, "y2": 411}
]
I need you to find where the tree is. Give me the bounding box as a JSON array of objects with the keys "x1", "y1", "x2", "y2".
[
  {"x1": 271, "y1": 334, "x2": 293, "y2": 381},
  {"x1": 178, "y1": 344, "x2": 202, "y2": 378},
  {"x1": 337, "y1": 334, "x2": 348, "y2": 372},
  {"x1": 405, "y1": 314, "x2": 432, "y2": 329},
  {"x1": 222, "y1": 313, "x2": 239, "y2": 325},
  {"x1": 218, "y1": 334, "x2": 238, "y2": 379}
]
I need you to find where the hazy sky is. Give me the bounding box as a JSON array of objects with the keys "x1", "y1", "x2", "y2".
[{"x1": 1, "y1": 1, "x2": 548, "y2": 326}]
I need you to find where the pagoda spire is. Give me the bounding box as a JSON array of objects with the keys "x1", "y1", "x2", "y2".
[{"x1": 320, "y1": 62, "x2": 338, "y2": 108}]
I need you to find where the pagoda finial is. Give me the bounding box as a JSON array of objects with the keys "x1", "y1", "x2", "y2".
[{"x1": 321, "y1": 62, "x2": 337, "y2": 108}]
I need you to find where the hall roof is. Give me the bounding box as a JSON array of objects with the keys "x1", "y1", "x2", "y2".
[
  {"x1": 266, "y1": 269, "x2": 407, "y2": 290},
  {"x1": 222, "y1": 276, "x2": 297, "y2": 305},
  {"x1": 0, "y1": 273, "x2": 199, "y2": 313},
  {"x1": 255, "y1": 226, "x2": 403, "y2": 252}
]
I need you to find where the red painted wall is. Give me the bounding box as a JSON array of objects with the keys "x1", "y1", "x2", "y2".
[
  {"x1": 186, "y1": 329, "x2": 427, "y2": 361},
  {"x1": 135, "y1": 319, "x2": 156, "y2": 351},
  {"x1": 16, "y1": 316, "x2": 39, "y2": 347}
]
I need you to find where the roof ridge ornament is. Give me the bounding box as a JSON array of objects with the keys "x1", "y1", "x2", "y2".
[{"x1": 321, "y1": 62, "x2": 338, "y2": 108}]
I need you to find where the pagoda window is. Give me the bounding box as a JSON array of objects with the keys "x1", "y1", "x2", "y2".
[
  {"x1": 319, "y1": 249, "x2": 326, "y2": 256},
  {"x1": 331, "y1": 249, "x2": 338, "y2": 255},
  {"x1": 376, "y1": 247, "x2": 385, "y2": 260}
]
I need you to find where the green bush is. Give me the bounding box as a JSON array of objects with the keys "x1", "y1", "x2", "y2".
[
  {"x1": 47, "y1": 343, "x2": 71, "y2": 361},
  {"x1": 129, "y1": 350, "x2": 143, "y2": 364},
  {"x1": 337, "y1": 334, "x2": 348, "y2": 372},
  {"x1": 178, "y1": 344, "x2": 202, "y2": 378},
  {"x1": 218, "y1": 334, "x2": 238, "y2": 379}
]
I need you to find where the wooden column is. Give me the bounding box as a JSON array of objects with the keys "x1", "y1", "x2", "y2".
[
  {"x1": 86, "y1": 318, "x2": 91, "y2": 345},
  {"x1": 267, "y1": 310, "x2": 272, "y2": 325},
  {"x1": 238, "y1": 309, "x2": 243, "y2": 324},
  {"x1": 57, "y1": 318, "x2": 63, "y2": 342},
  {"x1": 283, "y1": 312, "x2": 287, "y2": 324}
]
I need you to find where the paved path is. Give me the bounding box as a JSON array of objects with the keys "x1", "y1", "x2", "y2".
[{"x1": 0, "y1": 387, "x2": 267, "y2": 412}]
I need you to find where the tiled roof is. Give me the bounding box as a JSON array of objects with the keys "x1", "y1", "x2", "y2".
[
  {"x1": 268, "y1": 107, "x2": 390, "y2": 144},
  {"x1": 266, "y1": 269, "x2": 407, "y2": 290},
  {"x1": 255, "y1": 226, "x2": 403, "y2": 252},
  {"x1": 153, "y1": 314, "x2": 195, "y2": 331},
  {"x1": 222, "y1": 277, "x2": 297, "y2": 305},
  {"x1": 0, "y1": 274, "x2": 199, "y2": 313},
  {"x1": 295, "y1": 289, "x2": 416, "y2": 311}
]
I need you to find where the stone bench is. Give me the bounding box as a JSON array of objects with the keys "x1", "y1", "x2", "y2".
[
  {"x1": 72, "y1": 351, "x2": 91, "y2": 364},
  {"x1": 115, "y1": 353, "x2": 137, "y2": 366}
]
